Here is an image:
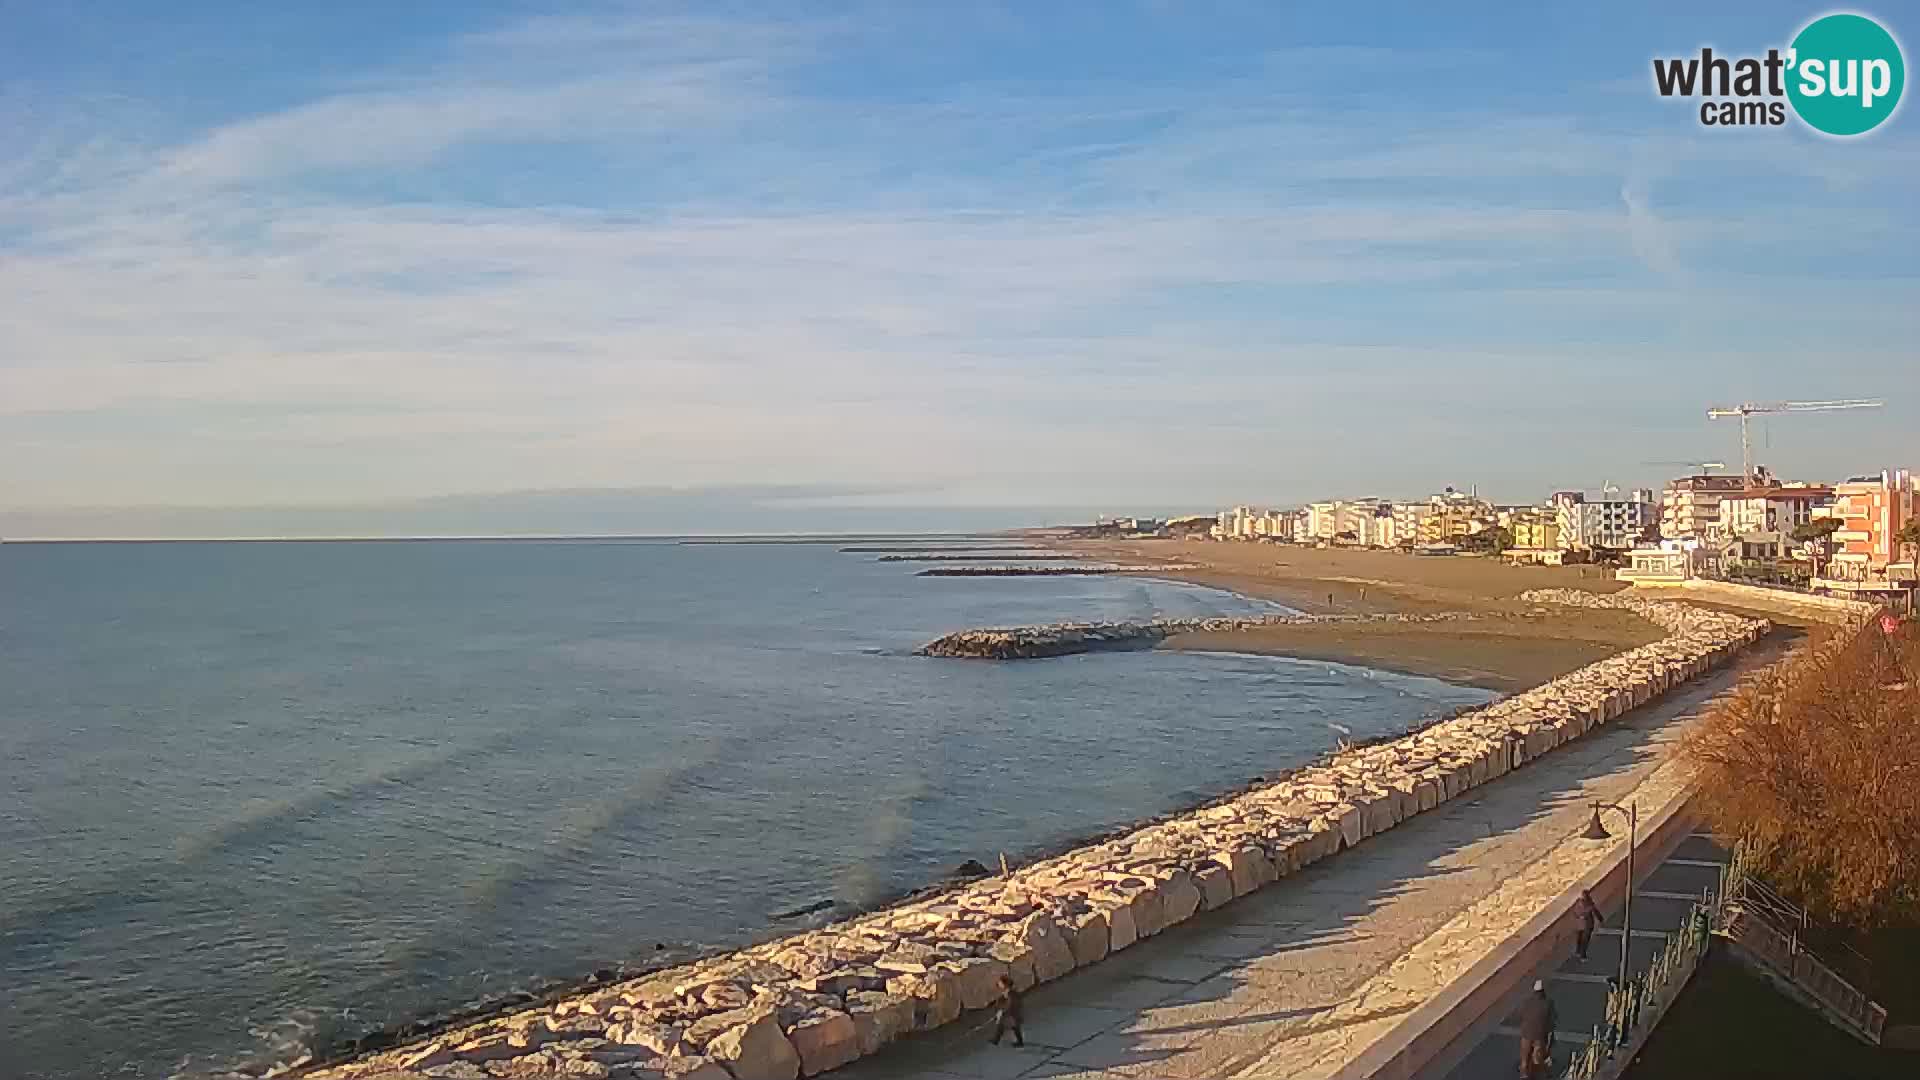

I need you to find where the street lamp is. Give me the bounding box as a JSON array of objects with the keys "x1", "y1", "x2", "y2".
[{"x1": 1582, "y1": 800, "x2": 1638, "y2": 994}]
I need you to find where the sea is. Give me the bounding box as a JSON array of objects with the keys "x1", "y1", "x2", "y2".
[{"x1": 0, "y1": 539, "x2": 1493, "y2": 1079}]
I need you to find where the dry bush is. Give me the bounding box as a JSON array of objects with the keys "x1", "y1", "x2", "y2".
[{"x1": 1683, "y1": 617, "x2": 1920, "y2": 927}]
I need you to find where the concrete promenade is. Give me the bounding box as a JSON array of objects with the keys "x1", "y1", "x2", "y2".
[
  {"x1": 1427, "y1": 833, "x2": 1730, "y2": 1080},
  {"x1": 836, "y1": 636, "x2": 1790, "y2": 1080}
]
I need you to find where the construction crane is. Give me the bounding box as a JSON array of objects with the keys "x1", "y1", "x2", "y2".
[
  {"x1": 1706, "y1": 400, "x2": 1884, "y2": 483},
  {"x1": 1642, "y1": 460, "x2": 1727, "y2": 475}
]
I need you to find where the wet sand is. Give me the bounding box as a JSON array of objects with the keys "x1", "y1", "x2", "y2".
[{"x1": 1067, "y1": 539, "x2": 1665, "y2": 691}]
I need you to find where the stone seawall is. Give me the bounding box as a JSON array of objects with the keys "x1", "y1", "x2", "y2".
[
  {"x1": 307, "y1": 594, "x2": 1767, "y2": 1080},
  {"x1": 917, "y1": 613, "x2": 1474, "y2": 659}
]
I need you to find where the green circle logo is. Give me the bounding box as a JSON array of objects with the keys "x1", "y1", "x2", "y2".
[{"x1": 1787, "y1": 13, "x2": 1905, "y2": 136}]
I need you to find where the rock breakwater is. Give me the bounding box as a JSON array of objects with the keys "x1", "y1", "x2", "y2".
[
  {"x1": 916, "y1": 613, "x2": 1473, "y2": 659},
  {"x1": 876, "y1": 554, "x2": 1083, "y2": 563},
  {"x1": 306, "y1": 592, "x2": 1766, "y2": 1080},
  {"x1": 915, "y1": 563, "x2": 1194, "y2": 577}
]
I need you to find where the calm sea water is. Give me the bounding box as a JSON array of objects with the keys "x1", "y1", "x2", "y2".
[{"x1": 0, "y1": 540, "x2": 1491, "y2": 1079}]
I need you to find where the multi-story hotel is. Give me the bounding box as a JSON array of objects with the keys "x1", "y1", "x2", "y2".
[
  {"x1": 1660, "y1": 473, "x2": 1751, "y2": 540},
  {"x1": 1714, "y1": 484, "x2": 1833, "y2": 538},
  {"x1": 1818, "y1": 469, "x2": 1917, "y2": 583}
]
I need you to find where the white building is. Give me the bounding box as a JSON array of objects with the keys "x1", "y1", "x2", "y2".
[
  {"x1": 1661, "y1": 471, "x2": 1762, "y2": 540},
  {"x1": 1306, "y1": 501, "x2": 1338, "y2": 541},
  {"x1": 1715, "y1": 485, "x2": 1833, "y2": 539},
  {"x1": 1553, "y1": 489, "x2": 1656, "y2": 551}
]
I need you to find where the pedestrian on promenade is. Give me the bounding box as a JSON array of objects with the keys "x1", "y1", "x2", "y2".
[
  {"x1": 1518, "y1": 979, "x2": 1557, "y2": 1078},
  {"x1": 1574, "y1": 889, "x2": 1601, "y2": 961},
  {"x1": 989, "y1": 974, "x2": 1025, "y2": 1047}
]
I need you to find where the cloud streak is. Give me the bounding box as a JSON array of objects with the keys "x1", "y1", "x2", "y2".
[{"x1": 1, "y1": 4, "x2": 1916, "y2": 525}]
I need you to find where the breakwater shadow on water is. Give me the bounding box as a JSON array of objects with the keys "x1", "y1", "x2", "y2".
[
  {"x1": 262, "y1": 668, "x2": 1492, "y2": 1080},
  {"x1": 0, "y1": 709, "x2": 589, "y2": 943}
]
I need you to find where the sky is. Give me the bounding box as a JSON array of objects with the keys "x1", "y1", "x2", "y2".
[{"x1": 1, "y1": 1, "x2": 1916, "y2": 535}]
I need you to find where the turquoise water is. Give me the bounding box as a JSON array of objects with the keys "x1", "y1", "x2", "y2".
[{"x1": 0, "y1": 539, "x2": 1491, "y2": 1079}]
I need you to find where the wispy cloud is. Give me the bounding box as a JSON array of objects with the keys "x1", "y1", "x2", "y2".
[{"x1": 1, "y1": 4, "x2": 1916, "y2": 523}]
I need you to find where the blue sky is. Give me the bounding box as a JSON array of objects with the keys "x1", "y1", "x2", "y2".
[{"x1": 1, "y1": 2, "x2": 1915, "y2": 532}]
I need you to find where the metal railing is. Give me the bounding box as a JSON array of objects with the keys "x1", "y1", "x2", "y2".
[
  {"x1": 1716, "y1": 866, "x2": 1888, "y2": 1044},
  {"x1": 1561, "y1": 840, "x2": 1889, "y2": 1080},
  {"x1": 1560, "y1": 854, "x2": 1732, "y2": 1080}
]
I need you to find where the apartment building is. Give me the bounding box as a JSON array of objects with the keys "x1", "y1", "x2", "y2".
[
  {"x1": 1820, "y1": 469, "x2": 1917, "y2": 581},
  {"x1": 1715, "y1": 485, "x2": 1833, "y2": 538},
  {"x1": 1509, "y1": 510, "x2": 1561, "y2": 552},
  {"x1": 1552, "y1": 489, "x2": 1655, "y2": 550},
  {"x1": 1418, "y1": 489, "x2": 1491, "y2": 543},
  {"x1": 1306, "y1": 501, "x2": 1339, "y2": 541},
  {"x1": 1660, "y1": 472, "x2": 1755, "y2": 540}
]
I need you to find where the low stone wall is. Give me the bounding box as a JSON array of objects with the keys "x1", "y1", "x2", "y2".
[
  {"x1": 917, "y1": 612, "x2": 1473, "y2": 659},
  {"x1": 308, "y1": 596, "x2": 1767, "y2": 1080}
]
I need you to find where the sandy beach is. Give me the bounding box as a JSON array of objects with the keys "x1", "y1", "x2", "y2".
[{"x1": 1066, "y1": 539, "x2": 1665, "y2": 692}]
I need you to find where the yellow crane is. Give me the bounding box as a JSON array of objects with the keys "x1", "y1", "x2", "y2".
[{"x1": 1705, "y1": 400, "x2": 1884, "y2": 483}]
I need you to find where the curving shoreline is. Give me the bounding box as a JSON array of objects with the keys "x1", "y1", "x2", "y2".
[{"x1": 302, "y1": 591, "x2": 1769, "y2": 1080}]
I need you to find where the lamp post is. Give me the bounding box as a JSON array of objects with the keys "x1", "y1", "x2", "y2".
[{"x1": 1582, "y1": 801, "x2": 1638, "y2": 994}]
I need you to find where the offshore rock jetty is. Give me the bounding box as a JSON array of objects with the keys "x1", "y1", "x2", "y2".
[
  {"x1": 306, "y1": 591, "x2": 1765, "y2": 1080},
  {"x1": 871, "y1": 553, "x2": 1082, "y2": 564},
  {"x1": 916, "y1": 612, "x2": 1472, "y2": 659},
  {"x1": 916, "y1": 563, "x2": 1194, "y2": 577}
]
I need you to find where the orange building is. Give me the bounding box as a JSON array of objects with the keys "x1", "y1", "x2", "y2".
[{"x1": 1821, "y1": 469, "x2": 1917, "y2": 583}]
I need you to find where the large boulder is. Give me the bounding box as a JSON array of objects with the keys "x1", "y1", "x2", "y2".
[
  {"x1": 1193, "y1": 865, "x2": 1234, "y2": 911},
  {"x1": 705, "y1": 1010, "x2": 801, "y2": 1080},
  {"x1": 604, "y1": 1020, "x2": 686, "y2": 1056},
  {"x1": 885, "y1": 970, "x2": 961, "y2": 1030},
  {"x1": 1213, "y1": 846, "x2": 1272, "y2": 897},
  {"x1": 784, "y1": 1010, "x2": 860, "y2": 1077},
  {"x1": 686, "y1": 1008, "x2": 761, "y2": 1050},
  {"x1": 1064, "y1": 911, "x2": 1110, "y2": 968},
  {"x1": 988, "y1": 938, "x2": 1038, "y2": 991},
  {"x1": 1012, "y1": 912, "x2": 1076, "y2": 982},
  {"x1": 1159, "y1": 869, "x2": 1202, "y2": 925},
  {"x1": 1335, "y1": 806, "x2": 1365, "y2": 851},
  {"x1": 1125, "y1": 882, "x2": 1168, "y2": 938},
  {"x1": 844, "y1": 991, "x2": 915, "y2": 1057},
  {"x1": 941, "y1": 957, "x2": 1009, "y2": 1011},
  {"x1": 1361, "y1": 794, "x2": 1397, "y2": 837},
  {"x1": 1414, "y1": 778, "x2": 1441, "y2": 812},
  {"x1": 1106, "y1": 902, "x2": 1139, "y2": 952}
]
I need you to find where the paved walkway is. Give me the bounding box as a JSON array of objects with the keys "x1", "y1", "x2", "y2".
[
  {"x1": 834, "y1": 637, "x2": 1789, "y2": 1080},
  {"x1": 1427, "y1": 833, "x2": 1731, "y2": 1080}
]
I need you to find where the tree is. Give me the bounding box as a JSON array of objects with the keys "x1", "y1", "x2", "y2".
[
  {"x1": 1682, "y1": 620, "x2": 1920, "y2": 927},
  {"x1": 1459, "y1": 525, "x2": 1512, "y2": 554},
  {"x1": 1793, "y1": 517, "x2": 1843, "y2": 544},
  {"x1": 1793, "y1": 517, "x2": 1844, "y2": 578},
  {"x1": 1895, "y1": 517, "x2": 1920, "y2": 570}
]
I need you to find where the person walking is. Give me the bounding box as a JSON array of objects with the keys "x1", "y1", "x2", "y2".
[
  {"x1": 989, "y1": 973, "x2": 1025, "y2": 1047},
  {"x1": 1574, "y1": 889, "x2": 1601, "y2": 961},
  {"x1": 1518, "y1": 979, "x2": 1557, "y2": 1078}
]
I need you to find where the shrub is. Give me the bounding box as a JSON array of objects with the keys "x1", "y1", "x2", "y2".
[{"x1": 1683, "y1": 617, "x2": 1920, "y2": 927}]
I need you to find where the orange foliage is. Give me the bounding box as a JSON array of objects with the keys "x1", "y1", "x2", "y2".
[{"x1": 1683, "y1": 617, "x2": 1920, "y2": 927}]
